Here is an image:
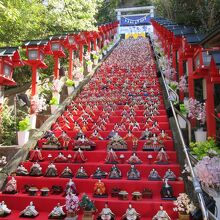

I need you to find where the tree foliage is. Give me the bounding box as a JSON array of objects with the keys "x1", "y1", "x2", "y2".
[
  {"x1": 153, "y1": 0, "x2": 220, "y2": 32},
  {"x1": 0, "y1": 0, "x2": 103, "y2": 47}
]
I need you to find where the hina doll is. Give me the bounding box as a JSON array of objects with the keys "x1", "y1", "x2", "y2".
[
  {"x1": 3, "y1": 177, "x2": 17, "y2": 194},
  {"x1": 139, "y1": 128, "x2": 152, "y2": 140},
  {"x1": 29, "y1": 162, "x2": 43, "y2": 176},
  {"x1": 73, "y1": 148, "x2": 87, "y2": 163},
  {"x1": 0, "y1": 201, "x2": 11, "y2": 217},
  {"x1": 109, "y1": 164, "x2": 122, "y2": 179},
  {"x1": 158, "y1": 130, "x2": 172, "y2": 141},
  {"x1": 149, "y1": 121, "x2": 160, "y2": 132},
  {"x1": 106, "y1": 130, "x2": 117, "y2": 140},
  {"x1": 152, "y1": 205, "x2": 171, "y2": 220},
  {"x1": 48, "y1": 203, "x2": 66, "y2": 219},
  {"x1": 123, "y1": 131, "x2": 138, "y2": 143},
  {"x1": 54, "y1": 152, "x2": 68, "y2": 163},
  {"x1": 29, "y1": 148, "x2": 44, "y2": 162},
  {"x1": 73, "y1": 131, "x2": 96, "y2": 151},
  {"x1": 122, "y1": 203, "x2": 140, "y2": 220},
  {"x1": 60, "y1": 166, "x2": 73, "y2": 178},
  {"x1": 38, "y1": 130, "x2": 61, "y2": 149},
  {"x1": 97, "y1": 202, "x2": 115, "y2": 220},
  {"x1": 107, "y1": 132, "x2": 127, "y2": 151},
  {"x1": 75, "y1": 166, "x2": 89, "y2": 178},
  {"x1": 89, "y1": 130, "x2": 104, "y2": 140},
  {"x1": 155, "y1": 147, "x2": 169, "y2": 164},
  {"x1": 93, "y1": 179, "x2": 108, "y2": 197},
  {"x1": 126, "y1": 152, "x2": 142, "y2": 164},
  {"x1": 105, "y1": 148, "x2": 119, "y2": 164},
  {"x1": 148, "y1": 168, "x2": 161, "y2": 181},
  {"x1": 58, "y1": 131, "x2": 71, "y2": 149},
  {"x1": 160, "y1": 179, "x2": 175, "y2": 200},
  {"x1": 64, "y1": 179, "x2": 78, "y2": 195},
  {"x1": 143, "y1": 134, "x2": 163, "y2": 151},
  {"x1": 163, "y1": 169, "x2": 176, "y2": 181},
  {"x1": 92, "y1": 166, "x2": 108, "y2": 179},
  {"x1": 20, "y1": 202, "x2": 39, "y2": 218},
  {"x1": 44, "y1": 162, "x2": 58, "y2": 177},
  {"x1": 16, "y1": 164, "x2": 29, "y2": 176},
  {"x1": 127, "y1": 165, "x2": 141, "y2": 180}
]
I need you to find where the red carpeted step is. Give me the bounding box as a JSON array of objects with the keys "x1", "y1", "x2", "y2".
[
  {"x1": 0, "y1": 38, "x2": 184, "y2": 220},
  {"x1": 29, "y1": 150, "x2": 178, "y2": 162}
]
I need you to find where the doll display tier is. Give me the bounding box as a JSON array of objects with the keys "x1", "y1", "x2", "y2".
[{"x1": 0, "y1": 37, "x2": 184, "y2": 220}]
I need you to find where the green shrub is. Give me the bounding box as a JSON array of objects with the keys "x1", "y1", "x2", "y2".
[
  {"x1": 18, "y1": 117, "x2": 30, "y2": 131},
  {"x1": 65, "y1": 79, "x2": 75, "y2": 87},
  {"x1": 49, "y1": 97, "x2": 58, "y2": 105},
  {"x1": 190, "y1": 137, "x2": 220, "y2": 160}
]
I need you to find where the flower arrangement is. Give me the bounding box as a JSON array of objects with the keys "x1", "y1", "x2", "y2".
[
  {"x1": 31, "y1": 95, "x2": 47, "y2": 113},
  {"x1": 49, "y1": 97, "x2": 59, "y2": 105},
  {"x1": 104, "y1": 39, "x2": 110, "y2": 46},
  {"x1": 84, "y1": 52, "x2": 91, "y2": 61},
  {"x1": 179, "y1": 76, "x2": 188, "y2": 92},
  {"x1": 173, "y1": 193, "x2": 196, "y2": 214},
  {"x1": 187, "y1": 98, "x2": 206, "y2": 125},
  {"x1": 194, "y1": 156, "x2": 220, "y2": 193},
  {"x1": 65, "y1": 79, "x2": 75, "y2": 87},
  {"x1": 51, "y1": 79, "x2": 62, "y2": 93},
  {"x1": 18, "y1": 117, "x2": 30, "y2": 131}
]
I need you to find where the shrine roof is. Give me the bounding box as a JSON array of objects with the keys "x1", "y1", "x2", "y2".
[
  {"x1": 210, "y1": 51, "x2": 220, "y2": 67},
  {"x1": 0, "y1": 47, "x2": 18, "y2": 57},
  {"x1": 200, "y1": 25, "x2": 220, "y2": 48},
  {"x1": 172, "y1": 28, "x2": 195, "y2": 36},
  {"x1": 23, "y1": 40, "x2": 49, "y2": 46},
  {"x1": 185, "y1": 34, "x2": 205, "y2": 44},
  {"x1": 49, "y1": 35, "x2": 67, "y2": 40}
]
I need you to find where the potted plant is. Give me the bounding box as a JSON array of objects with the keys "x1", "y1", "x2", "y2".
[
  {"x1": 49, "y1": 97, "x2": 59, "y2": 114},
  {"x1": 17, "y1": 117, "x2": 30, "y2": 146},
  {"x1": 173, "y1": 193, "x2": 196, "y2": 220},
  {"x1": 65, "y1": 79, "x2": 75, "y2": 95},
  {"x1": 102, "y1": 45, "x2": 108, "y2": 56},
  {"x1": 194, "y1": 156, "x2": 220, "y2": 216},
  {"x1": 178, "y1": 103, "x2": 188, "y2": 129},
  {"x1": 86, "y1": 60, "x2": 93, "y2": 72},
  {"x1": 187, "y1": 98, "x2": 207, "y2": 142},
  {"x1": 91, "y1": 51, "x2": 99, "y2": 65},
  {"x1": 190, "y1": 137, "x2": 220, "y2": 160},
  {"x1": 79, "y1": 193, "x2": 96, "y2": 220},
  {"x1": 30, "y1": 95, "x2": 47, "y2": 129},
  {"x1": 51, "y1": 79, "x2": 62, "y2": 104}
]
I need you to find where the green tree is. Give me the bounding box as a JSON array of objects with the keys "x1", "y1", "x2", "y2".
[
  {"x1": 153, "y1": 0, "x2": 220, "y2": 32},
  {"x1": 0, "y1": 0, "x2": 51, "y2": 47},
  {"x1": 47, "y1": 0, "x2": 103, "y2": 32}
]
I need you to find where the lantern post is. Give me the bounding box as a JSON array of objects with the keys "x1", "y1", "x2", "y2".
[
  {"x1": 0, "y1": 47, "x2": 23, "y2": 136},
  {"x1": 23, "y1": 40, "x2": 51, "y2": 128}
]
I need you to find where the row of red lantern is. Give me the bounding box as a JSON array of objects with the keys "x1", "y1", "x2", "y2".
[
  {"x1": 151, "y1": 17, "x2": 220, "y2": 138},
  {"x1": 0, "y1": 21, "x2": 119, "y2": 88}
]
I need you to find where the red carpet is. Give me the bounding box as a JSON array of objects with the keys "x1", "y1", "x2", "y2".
[{"x1": 0, "y1": 37, "x2": 184, "y2": 219}]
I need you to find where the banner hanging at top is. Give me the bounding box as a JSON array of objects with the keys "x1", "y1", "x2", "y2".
[{"x1": 120, "y1": 15, "x2": 151, "y2": 26}]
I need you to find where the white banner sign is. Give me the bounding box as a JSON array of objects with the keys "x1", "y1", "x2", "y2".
[{"x1": 119, "y1": 25, "x2": 153, "y2": 34}]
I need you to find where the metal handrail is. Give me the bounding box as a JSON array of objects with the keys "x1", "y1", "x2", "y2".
[
  {"x1": 150, "y1": 36, "x2": 210, "y2": 220},
  {"x1": 167, "y1": 84, "x2": 179, "y2": 103},
  {"x1": 174, "y1": 108, "x2": 192, "y2": 143}
]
